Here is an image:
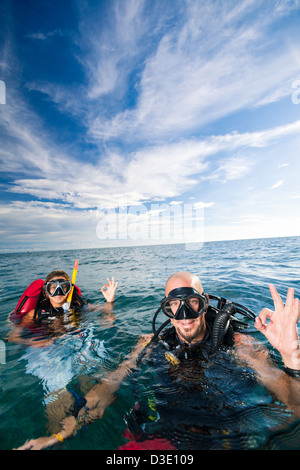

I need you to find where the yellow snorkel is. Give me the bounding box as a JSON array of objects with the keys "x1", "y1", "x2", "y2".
[{"x1": 67, "y1": 259, "x2": 79, "y2": 304}]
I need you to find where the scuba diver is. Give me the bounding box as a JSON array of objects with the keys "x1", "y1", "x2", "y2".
[
  {"x1": 8, "y1": 267, "x2": 118, "y2": 438},
  {"x1": 8, "y1": 269, "x2": 118, "y2": 343},
  {"x1": 17, "y1": 271, "x2": 300, "y2": 450}
]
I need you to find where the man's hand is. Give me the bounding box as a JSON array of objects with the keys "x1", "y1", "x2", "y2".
[{"x1": 255, "y1": 284, "x2": 300, "y2": 369}]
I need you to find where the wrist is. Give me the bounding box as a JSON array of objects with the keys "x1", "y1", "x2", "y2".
[
  {"x1": 48, "y1": 433, "x2": 63, "y2": 447},
  {"x1": 281, "y1": 351, "x2": 300, "y2": 370},
  {"x1": 53, "y1": 432, "x2": 64, "y2": 443}
]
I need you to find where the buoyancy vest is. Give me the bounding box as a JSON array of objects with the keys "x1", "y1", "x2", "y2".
[
  {"x1": 158, "y1": 311, "x2": 235, "y2": 364},
  {"x1": 34, "y1": 288, "x2": 85, "y2": 322},
  {"x1": 10, "y1": 279, "x2": 85, "y2": 324}
]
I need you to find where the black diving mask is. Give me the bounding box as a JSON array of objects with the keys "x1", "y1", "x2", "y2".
[
  {"x1": 161, "y1": 287, "x2": 208, "y2": 320},
  {"x1": 45, "y1": 278, "x2": 72, "y2": 297}
]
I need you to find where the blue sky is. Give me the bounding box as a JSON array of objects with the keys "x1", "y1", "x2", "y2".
[{"x1": 0, "y1": 0, "x2": 300, "y2": 251}]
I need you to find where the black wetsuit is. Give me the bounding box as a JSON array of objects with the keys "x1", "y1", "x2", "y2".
[
  {"x1": 126, "y1": 322, "x2": 280, "y2": 450},
  {"x1": 34, "y1": 289, "x2": 86, "y2": 322}
]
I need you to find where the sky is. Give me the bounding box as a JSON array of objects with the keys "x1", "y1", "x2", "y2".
[{"x1": 0, "y1": 0, "x2": 300, "y2": 252}]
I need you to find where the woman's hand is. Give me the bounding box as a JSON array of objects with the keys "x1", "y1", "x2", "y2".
[
  {"x1": 101, "y1": 277, "x2": 118, "y2": 303},
  {"x1": 16, "y1": 435, "x2": 60, "y2": 450}
]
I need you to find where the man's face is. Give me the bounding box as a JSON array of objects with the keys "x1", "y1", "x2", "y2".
[
  {"x1": 165, "y1": 275, "x2": 207, "y2": 343},
  {"x1": 170, "y1": 310, "x2": 206, "y2": 343}
]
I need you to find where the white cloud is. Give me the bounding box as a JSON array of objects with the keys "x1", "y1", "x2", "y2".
[
  {"x1": 24, "y1": 1, "x2": 300, "y2": 144},
  {"x1": 205, "y1": 156, "x2": 253, "y2": 183},
  {"x1": 3, "y1": 113, "x2": 300, "y2": 212},
  {"x1": 204, "y1": 216, "x2": 300, "y2": 242},
  {"x1": 271, "y1": 180, "x2": 284, "y2": 189},
  {"x1": 26, "y1": 30, "x2": 63, "y2": 41},
  {"x1": 193, "y1": 201, "x2": 215, "y2": 209},
  {"x1": 0, "y1": 200, "x2": 100, "y2": 250},
  {"x1": 86, "y1": 0, "x2": 300, "y2": 142},
  {"x1": 278, "y1": 162, "x2": 290, "y2": 168},
  {"x1": 77, "y1": 0, "x2": 151, "y2": 100},
  {"x1": 255, "y1": 83, "x2": 293, "y2": 107},
  {"x1": 169, "y1": 201, "x2": 183, "y2": 206}
]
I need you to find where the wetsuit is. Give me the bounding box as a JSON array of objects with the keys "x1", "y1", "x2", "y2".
[
  {"x1": 34, "y1": 289, "x2": 86, "y2": 322},
  {"x1": 125, "y1": 322, "x2": 280, "y2": 450}
]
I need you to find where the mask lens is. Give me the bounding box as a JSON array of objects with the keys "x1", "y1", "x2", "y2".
[
  {"x1": 186, "y1": 296, "x2": 201, "y2": 312},
  {"x1": 162, "y1": 298, "x2": 182, "y2": 317},
  {"x1": 60, "y1": 281, "x2": 71, "y2": 294},
  {"x1": 47, "y1": 282, "x2": 57, "y2": 295}
]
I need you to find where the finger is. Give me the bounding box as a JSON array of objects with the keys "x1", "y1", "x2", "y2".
[
  {"x1": 292, "y1": 297, "x2": 300, "y2": 322},
  {"x1": 257, "y1": 307, "x2": 273, "y2": 325},
  {"x1": 285, "y1": 287, "x2": 295, "y2": 312},
  {"x1": 254, "y1": 316, "x2": 264, "y2": 332},
  {"x1": 16, "y1": 440, "x2": 34, "y2": 450},
  {"x1": 269, "y1": 284, "x2": 284, "y2": 310}
]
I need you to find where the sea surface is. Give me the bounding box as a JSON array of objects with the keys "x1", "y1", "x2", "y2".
[{"x1": 0, "y1": 236, "x2": 299, "y2": 450}]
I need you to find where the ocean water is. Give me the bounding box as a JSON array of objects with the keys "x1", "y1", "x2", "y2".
[{"x1": 0, "y1": 236, "x2": 299, "y2": 450}]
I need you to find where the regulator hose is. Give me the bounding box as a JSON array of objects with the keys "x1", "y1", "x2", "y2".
[{"x1": 210, "y1": 303, "x2": 235, "y2": 353}]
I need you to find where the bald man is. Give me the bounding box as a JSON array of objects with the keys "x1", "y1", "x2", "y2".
[{"x1": 164, "y1": 272, "x2": 300, "y2": 369}]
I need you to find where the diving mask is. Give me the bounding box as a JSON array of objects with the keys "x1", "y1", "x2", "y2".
[
  {"x1": 45, "y1": 278, "x2": 72, "y2": 297},
  {"x1": 161, "y1": 287, "x2": 208, "y2": 320}
]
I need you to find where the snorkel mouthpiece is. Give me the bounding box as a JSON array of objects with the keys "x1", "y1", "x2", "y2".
[{"x1": 161, "y1": 287, "x2": 208, "y2": 320}]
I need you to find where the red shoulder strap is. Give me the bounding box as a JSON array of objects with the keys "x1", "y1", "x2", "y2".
[{"x1": 15, "y1": 279, "x2": 45, "y2": 314}]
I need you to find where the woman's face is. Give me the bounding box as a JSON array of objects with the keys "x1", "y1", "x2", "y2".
[{"x1": 46, "y1": 277, "x2": 70, "y2": 307}]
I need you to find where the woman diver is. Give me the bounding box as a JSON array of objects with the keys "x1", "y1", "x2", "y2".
[{"x1": 8, "y1": 268, "x2": 118, "y2": 439}]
